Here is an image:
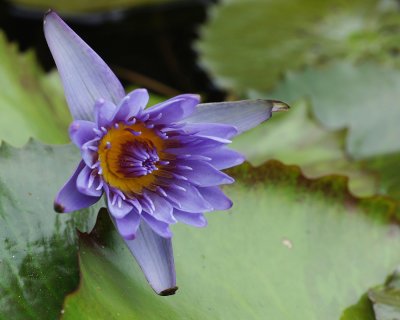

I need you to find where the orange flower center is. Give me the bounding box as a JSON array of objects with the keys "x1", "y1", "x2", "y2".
[{"x1": 98, "y1": 122, "x2": 169, "y2": 196}]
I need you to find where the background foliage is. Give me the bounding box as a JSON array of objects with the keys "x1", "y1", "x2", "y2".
[{"x1": 1, "y1": 0, "x2": 400, "y2": 319}]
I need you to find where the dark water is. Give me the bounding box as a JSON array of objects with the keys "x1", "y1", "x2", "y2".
[{"x1": 0, "y1": 0, "x2": 224, "y2": 101}]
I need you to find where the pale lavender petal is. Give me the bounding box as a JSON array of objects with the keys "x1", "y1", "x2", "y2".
[
  {"x1": 165, "y1": 180, "x2": 213, "y2": 213},
  {"x1": 113, "y1": 88, "x2": 149, "y2": 122},
  {"x1": 173, "y1": 209, "x2": 207, "y2": 227},
  {"x1": 186, "y1": 100, "x2": 289, "y2": 134},
  {"x1": 181, "y1": 123, "x2": 238, "y2": 139},
  {"x1": 114, "y1": 211, "x2": 141, "y2": 240},
  {"x1": 198, "y1": 186, "x2": 233, "y2": 211},
  {"x1": 178, "y1": 134, "x2": 231, "y2": 145},
  {"x1": 176, "y1": 160, "x2": 234, "y2": 187},
  {"x1": 54, "y1": 161, "x2": 101, "y2": 213},
  {"x1": 76, "y1": 165, "x2": 102, "y2": 197},
  {"x1": 81, "y1": 138, "x2": 99, "y2": 168},
  {"x1": 144, "y1": 94, "x2": 200, "y2": 124},
  {"x1": 44, "y1": 11, "x2": 125, "y2": 121},
  {"x1": 124, "y1": 220, "x2": 177, "y2": 295},
  {"x1": 69, "y1": 120, "x2": 96, "y2": 147},
  {"x1": 142, "y1": 213, "x2": 173, "y2": 238},
  {"x1": 105, "y1": 186, "x2": 134, "y2": 219},
  {"x1": 145, "y1": 191, "x2": 177, "y2": 224},
  {"x1": 165, "y1": 136, "x2": 228, "y2": 155},
  {"x1": 94, "y1": 99, "x2": 117, "y2": 128},
  {"x1": 206, "y1": 147, "x2": 245, "y2": 170}
]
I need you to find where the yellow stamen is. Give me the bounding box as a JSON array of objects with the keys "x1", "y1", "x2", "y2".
[{"x1": 98, "y1": 122, "x2": 166, "y2": 196}]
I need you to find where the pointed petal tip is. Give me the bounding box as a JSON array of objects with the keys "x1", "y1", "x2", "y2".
[
  {"x1": 266, "y1": 100, "x2": 290, "y2": 112},
  {"x1": 44, "y1": 8, "x2": 54, "y2": 18},
  {"x1": 125, "y1": 222, "x2": 176, "y2": 295},
  {"x1": 225, "y1": 198, "x2": 233, "y2": 210},
  {"x1": 43, "y1": 9, "x2": 125, "y2": 121},
  {"x1": 43, "y1": 8, "x2": 53, "y2": 21},
  {"x1": 190, "y1": 94, "x2": 201, "y2": 102},
  {"x1": 159, "y1": 286, "x2": 178, "y2": 296},
  {"x1": 43, "y1": 9, "x2": 59, "y2": 25},
  {"x1": 54, "y1": 201, "x2": 65, "y2": 213}
]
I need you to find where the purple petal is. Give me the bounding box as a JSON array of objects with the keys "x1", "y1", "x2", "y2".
[
  {"x1": 81, "y1": 138, "x2": 99, "y2": 168},
  {"x1": 144, "y1": 94, "x2": 200, "y2": 124},
  {"x1": 113, "y1": 88, "x2": 149, "y2": 122},
  {"x1": 144, "y1": 191, "x2": 177, "y2": 224},
  {"x1": 186, "y1": 100, "x2": 289, "y2": 134},
  {"x1": 206, "y1": 147, "x2": 245, "y2": 170},
  {"x1": 76, "y1": 165, "x2": 102, "y2": 197},
  {"x1": 94, "y1": 99, "x2": 117, "y2": 128},
  {"x1": 173, "y1": 209, "x2": 207, "y2": 227},
  {"x1": 176, "y1": 160, "x2": 234, "y2": 187},
  {"x1": 123, "y1": 220, "x2": 177, "y2": 295},
  {"x1": 105, "y1": 186, "x2": 134, "y2": 219},
  {"x1": 69, "y1": 120, "x2": 96, "y2": 147},
  {"x1": 165, "y1": 180, "x2": 213, "y2": 213},
  {"x1": 142, "y1": 212, "x2": 173, "y2": 238},
  {"x1": 54, "y1": 161, "x2": 101, "y2": 213},
  {"x1": 114, "y1": 211, "x2": 141, "y2": 240},
  {"x1": 44, "y1": 11, "x2": 125, "y2": 121},
  {"x1": 165, "y1": 136, "x2": 229, "y2": 156},
  {"x1": 198, "y1": 186, "x2": 233, "y2": 210},
  {"x1": 181, "y1": 123, "x2": 238, "y2": 139}
]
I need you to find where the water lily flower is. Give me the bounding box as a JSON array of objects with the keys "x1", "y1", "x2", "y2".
[{"x1": 44, "y1": 11, "x2": 288, "y2": 295}]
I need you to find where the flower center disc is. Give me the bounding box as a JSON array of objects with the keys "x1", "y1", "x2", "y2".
[{"x1": 98, "y1": 122, "x2": 166, "y2": 196}]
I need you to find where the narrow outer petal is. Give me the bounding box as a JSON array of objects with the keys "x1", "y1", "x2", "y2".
[
  {"x1": 206, "y1": 147, "x2": 245, "y2": 170},
  {"x1": 114, "y1": 211, "x2": 141, "y2": 240},
  {"x1": 165, "y1": 180, "x2": 213, "y2": 213},
  {"x1": 105, "y1": 187, "x2": 134, "y2": 219},
  {"x1": 76, "y1": 165, "x2": 102, "y2": 197},
  {"x1": 142, "y1": 213, "x2": 173, "y2": 238},
  {"x1": 124, "y1": 220, "x2": 177, "y2": 295},
  {"x1": 173, "y1": 209, "x2": 207, "y2": 227},
  {"x1": 198, "y1": 186, "x2": 233, "y2": 211},
  {"x1": 144, "y1": 94, "x2": 200, "y2": 124},
  {"x1": 69, "y1": 120, "x2": 96, "y2": 147},
  {"x1": 54, "y1": 161, "x2": 101, "y2": 213},
  {"x1": 186, "y1": 100, "x2": 289, "y2": 134},
  {"x1": 44, "y1": 11, "x2": 125, "y2": 121},
  {"x1": 113, "y1": 88, "x2": 149, "y2": 122},
  {"x1": 176, "y1": 160, "x2": 234, "y2": 187},
  {"x1": 181, "y1": 123, "x2": 238, "y2": 139},
  {"x1": 94, "y1": 99, "x2": 117, "y2": 128}
]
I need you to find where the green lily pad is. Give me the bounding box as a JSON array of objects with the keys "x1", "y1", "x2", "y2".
[
  {"x1": 0, "y1": 141, "x2": 99, "y2": 320},
  {"x1": 197, "y1": 0, "x2": 399, "y2": 93},
  {"x1": 340, "y1": 293, "x2": 375, "y2": 320},
  {"x1": 363, "y1": 153, "x2": 400, "y2": 201},
  {"x1": 62, "y1": 161, "x2": 400, "y2": 319},
  {"x1": 231, "y1": 100, "x2": 377, "y2": 197},
  {"x1": 266, "y1": 62, "x2": 400, "y2": 159},
  {"x1": 369, "y1": 269, "x2": 400, "y2": 320},
  {"x1": 0, "y1": 32, "x2": 70, "y2": 146},
  {"x1": 232, "y1": 97, "x2": 400, "y2": 201}
]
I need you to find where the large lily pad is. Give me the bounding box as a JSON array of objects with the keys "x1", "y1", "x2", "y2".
[
  {"x1": 197, "y1": 0, "x2": 398, "y2": 93},
  {"x1": 369, "y1": 269, "x2": 400, "y2": 320},
  {"x1": 62, "y1": 161, "x2": 400, "y2": 319},
  {"x1": 363, "y1": 153, "x2": 400, "y2": 201},
  {"x1": 231, "y1": 100, "x2": 377, "y2": 197},
  {"x1": 340, "y1": 293, "x2": 375, "y2": 320},
  {"x1": 0, "y1": 141, "x2": 99, "y2": 320},
  {"x1": 0, "y1": 32, "x2": 70, "y2": 146},
  {"x1": 266, "y1": 62, "x2": 400, "y2": 159}
]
